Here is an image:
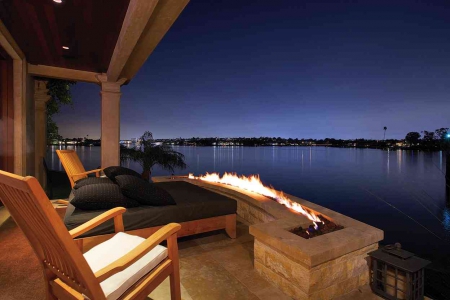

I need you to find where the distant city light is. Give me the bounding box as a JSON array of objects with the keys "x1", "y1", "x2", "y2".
[
  {"x1": 53, "y1": 0, "x2": 62, "y2": 3},
  {"x1": 62, "y1": 46, "x2": 69, "y2": 49},
  {"x1": 446, "y1": 133, "x2": 450, "y2": 138}
]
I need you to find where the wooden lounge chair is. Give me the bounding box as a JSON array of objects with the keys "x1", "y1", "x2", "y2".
[
  {"x1": 56, "y1": 149, "x2": 103, "y2": 188},
  {"x1": 0, "y1": 170, "x2": 182, "y2": 300}
]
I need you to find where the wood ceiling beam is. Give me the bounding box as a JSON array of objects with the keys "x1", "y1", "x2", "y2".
[
  {"x1": 107, "y1": 0, "x2": 159, "y2": 82},
  {"x1": 28, "y1": 64, "x2": 100, "y2": 83},
  {"x1": 0, "y1": 20, "x2": 24, "y2": 60},
  {"x1": 119, "y1": 0, "x2": 190, "y2": 81}
]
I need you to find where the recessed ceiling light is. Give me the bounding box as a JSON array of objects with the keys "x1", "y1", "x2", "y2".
[
  {"x1": 53, "y1": 0, "x2": 62, "y2": 3},
  {"x1": 62, "y1": 46, "x2": 69, "y2": 50}
]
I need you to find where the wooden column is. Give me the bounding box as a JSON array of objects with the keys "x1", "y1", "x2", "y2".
[
  {"x1": 96, "y1": 74, "x2": 126, "y2": 168},
  {"x1": 34, "y1": 80, "x2": 50, "y2": 186},
  {"x1": 13, "y1": 59, "x2": 26, "y2": 175},
  {"x1": 0, "y1": 47, "x2": 14, "y2": 173}
]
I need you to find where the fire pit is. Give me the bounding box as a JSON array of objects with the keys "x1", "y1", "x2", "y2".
[
  {"x1": 290, "y1": 215, "x2": 344, "y2": 239},
  {"x1": 153, "y1": 173, "x2": 384, "y2": 300},
  {"x1": 188, "y1": 172, "x2": 346, "y2": 239}
]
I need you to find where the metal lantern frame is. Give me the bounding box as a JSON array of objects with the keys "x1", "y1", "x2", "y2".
[{"x1": 368, "y1": 245, "x2": 430, "y2": 300}]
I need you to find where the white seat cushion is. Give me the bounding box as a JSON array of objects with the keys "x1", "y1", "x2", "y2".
[{"x1": 84, "y1": 232, "x2": 168, "y2": 300}]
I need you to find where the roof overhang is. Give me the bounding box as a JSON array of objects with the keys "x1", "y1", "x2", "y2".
[{"x1": 0, "y1": 0, "x2": 189, "y2": 84}]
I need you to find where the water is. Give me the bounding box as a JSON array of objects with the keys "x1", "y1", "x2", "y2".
[{"x1": 47, "y1": 145, "x2": 450, "y2": 261}]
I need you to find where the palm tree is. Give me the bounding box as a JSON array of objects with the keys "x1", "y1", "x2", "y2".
[
  {"x1": 120, "y1": 131, "x2": 187, "y2": 181},
  {"x1": 383, "y1": 126, "x2": 387, "y2": 140}
]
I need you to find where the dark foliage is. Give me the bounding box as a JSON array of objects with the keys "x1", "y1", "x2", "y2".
[
  {"x1": 44, "y1": 79, "x2": 76, "y2": 143},
  {"x1": 121, "y1": 132, "x2": 187, "y2": 174}
]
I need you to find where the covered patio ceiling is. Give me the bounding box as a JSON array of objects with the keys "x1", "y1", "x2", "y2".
[
  {"x1": 0, "y1": 0, "x2": 130, "y2": 73},
  {"x1": 0, "y1": 0, "x2": 189, "y2": 83},
  {"x1": 0, "y1": 0, "x2": 190, "y2": 176}
]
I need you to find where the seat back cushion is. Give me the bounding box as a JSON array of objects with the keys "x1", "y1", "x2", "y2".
[
  {"x1": 103, "y1": 166, "x2": 141, "y2": 183},
  {"x1": 115, "y1": 175, "x2": 176, "y2": 206},
  {"x1": 71, "y1": 183, "x2": 140, "y2": 210}
]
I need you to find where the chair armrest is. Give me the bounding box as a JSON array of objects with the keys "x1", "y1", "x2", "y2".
[
  {"x1": 70, "y1": 169, "x2": 103, "y2": 179},
  {"x1": 55, "y1": 199, "x2": 69, "y2": 205},
  {"x1": 69, "y1": 207, "x2": 126, "y2": 239},
  {"x1": 94, "y1": 223, "x2": 181, "y2": 282}
]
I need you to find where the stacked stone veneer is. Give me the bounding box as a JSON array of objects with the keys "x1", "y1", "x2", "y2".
[
  {"x1": 254, "y1": 239, "x2": 378, "y2": 300},
  {"x1": 152, "y1": 177, "x2": 384, "y2": 300}
]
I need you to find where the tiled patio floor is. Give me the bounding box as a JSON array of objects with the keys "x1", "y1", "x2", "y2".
[
  {"x1": 0, "y1": 203, "x2": 381, "y2": 300},
  {"x1": 147, "y1": 216, "x2": 381, "y2": 300},
  {"x1": 149, "y1": 216, "x2": 292, "y2": 300}
]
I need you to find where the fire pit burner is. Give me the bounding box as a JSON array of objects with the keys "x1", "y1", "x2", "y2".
[
  {"x1": 289, "y1": 215, "x2": 344, "y2": 239},
  {"x1": 188, "y1": 172, "x2": 343, "y2": 239}
]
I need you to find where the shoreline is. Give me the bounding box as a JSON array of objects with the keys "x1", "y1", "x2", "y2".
[{"x1": 48, "y1": 143, "x2": 446, "y2": 152}]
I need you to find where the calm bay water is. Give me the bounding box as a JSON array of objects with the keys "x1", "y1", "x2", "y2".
[{"x1": 47, "y1": 145, "x2": 450, "y2": 260}]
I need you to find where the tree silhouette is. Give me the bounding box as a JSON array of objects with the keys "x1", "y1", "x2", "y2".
[
  {"x1": 405, "y1": 132, "x2": 421, "y2": 145},
  {"x1": 120, "y1": 131, "x2": 186, "y2": 181},
  {"x1": 383, "y1": 126, "x2": 387, "y2": 140}
]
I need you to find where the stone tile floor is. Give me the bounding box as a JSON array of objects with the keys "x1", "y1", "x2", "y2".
[
  {"x1": 148, "y1": 216, "x2": 293, "y2": 300},
  {"x1": 146, "y1": 216, "x2": 381, "y2": 300},
  {"x1": 1, "y1": 202, "x2": 382, "y2": 300}
]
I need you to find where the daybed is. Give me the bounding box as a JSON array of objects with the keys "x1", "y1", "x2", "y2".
[{"x1": 64, "y1": 181, "x2": 237, "y2": 251}]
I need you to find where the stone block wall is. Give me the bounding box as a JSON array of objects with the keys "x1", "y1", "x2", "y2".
[
  {"x1": 254, "y1": 239, "x2": 378, "y2": 300},
  {"x1": 236, "y1": 199, "x2": 275, "y2": 224}
]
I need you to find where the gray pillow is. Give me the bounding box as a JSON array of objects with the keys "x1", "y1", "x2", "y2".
[
  {"x1": 71, "y1": 183, "x2": 140, "y2": 210},
  {"x1": 115, "y1": 175, "x2": 176, "y2": 206}
]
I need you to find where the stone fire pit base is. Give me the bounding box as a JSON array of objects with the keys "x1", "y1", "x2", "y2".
[
  {"x1": 254, "y1": 239, "x2": 378, "y2": 300},
  {"x1": 250, "y1": 215, "x2": 383, "y2": 300}
]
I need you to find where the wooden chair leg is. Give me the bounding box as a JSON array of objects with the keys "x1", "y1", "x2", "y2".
[
  {"x1": 167, "y1": 234, "x2": 181, "y2": 300},
  {"x1": 225, "y1": 214, "x2": 237, "y2": 239}
]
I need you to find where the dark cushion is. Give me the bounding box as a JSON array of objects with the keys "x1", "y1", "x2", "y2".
[
  {"x1": 115, "y1": 175, "x2": 176, "y2": 206},
  {"x1": 71, "y1": 183, "x2": 140, "y2": 210},
  {"x1": 103, "y1": 166, "x2": 141, "y2": 182},
  {"x1": 73, "y1": 177, "x2": 115, "y2": 189},
  {"x1": 64, "y1": 181, "x2": 237, "y2": 237}
]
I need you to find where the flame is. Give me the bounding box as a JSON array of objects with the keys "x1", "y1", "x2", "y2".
[{"x1": 188, "y1": 172, "x2": 322, "y2": 223}]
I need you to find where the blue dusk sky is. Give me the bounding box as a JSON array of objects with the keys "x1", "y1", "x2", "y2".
[{"x1": 54, "y1": 0, "x2": 450, "y2": 140}]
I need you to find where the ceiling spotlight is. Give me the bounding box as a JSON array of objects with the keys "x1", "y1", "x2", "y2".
[
  {"x1": 62, "y1": 46, "x2": 69, "y2": 50},
  {"x1": 53, "y1": 0, "x2": 62, "y2": 3}
]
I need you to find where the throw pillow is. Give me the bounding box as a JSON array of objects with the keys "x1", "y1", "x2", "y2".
[
  {"x1": 115, "y1": 175, "x2": 176, "y2": 206},
  {"x1": 73, "y1": 177, "x2": 115, "y2": 189},
  {"x1": 103, "y1": 166, "x2": 141, "y2": 182},
  {"x1": 71, "y1": 183, "x2": 140, "y2": 210}
]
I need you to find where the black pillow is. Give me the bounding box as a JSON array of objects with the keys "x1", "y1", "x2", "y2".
[
  {"x1": 115, "y1": 175, "x2": 176, "y2": 206},
  {"x1": 73, "y1": 177, "x2": 115, "y2": 189},
  {"x1": 71, "y1": 183, "x2": 140, "y2": 210},
  {"x1": 103, "y1": 166, "x2": 141, "y2": 182}
]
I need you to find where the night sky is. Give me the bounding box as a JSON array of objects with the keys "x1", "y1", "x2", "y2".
[{"x1": 54, "y1": 0, "x2": 450, "y2": 140}]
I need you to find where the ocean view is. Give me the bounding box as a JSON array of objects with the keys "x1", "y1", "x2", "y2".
[{"x1": 48, "y1": 145, "x2": 449, "y2": 261}]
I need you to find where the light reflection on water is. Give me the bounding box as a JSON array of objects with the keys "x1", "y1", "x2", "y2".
[{"x1": 48, "y1": 145, "x2": 449, "y2": 260}]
